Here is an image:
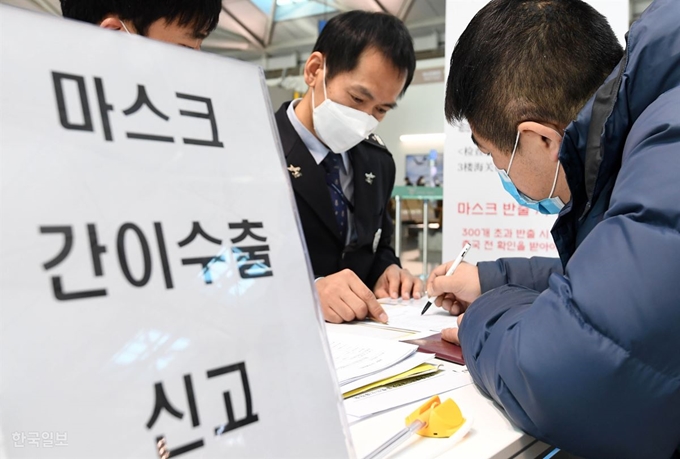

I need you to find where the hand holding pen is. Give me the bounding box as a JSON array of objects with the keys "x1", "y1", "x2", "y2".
[{"x1": 423, "y1": 243, "x2": 480, "y2": 317}]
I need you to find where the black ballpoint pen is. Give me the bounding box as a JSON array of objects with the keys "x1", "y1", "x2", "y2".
[{"x1": 421, "y1": 243, "x2": 472, "y2": 315}]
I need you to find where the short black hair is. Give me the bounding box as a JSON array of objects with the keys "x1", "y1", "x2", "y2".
[
  {"x1": 313, "y1": 10, "x2": 416, "y2": 96},
  {"x1": 60, "y1": 0, "x2": 222, "y2": 37},
  {"x1": 445, "y1": 0, "x2": 624, "y2": 152}
]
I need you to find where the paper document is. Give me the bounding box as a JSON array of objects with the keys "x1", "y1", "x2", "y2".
[
  {"x1": 344, "y1": 370, "x2": 472, "y2": 418},
  {"x1": 328, "y1": 332, "x2": 417, "y2": 386},
  {"x1": 343, "y1": 363, "x2": 441, "y2": 398},
  {"x1": 340, "y1": 351, "x2": 435, "y2": 395},
  {"x1": 373, "y1": 298, "x2": 459, "y2": 333}
]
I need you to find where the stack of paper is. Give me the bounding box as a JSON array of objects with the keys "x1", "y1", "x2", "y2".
[
  {"x1": 328, "y1": 332, "x2": 418, "y2": 385},
  {"x1": 343, "y1": 363, "x2": 441, "y2": 398},
  {"x1": 327, "y1": 332, "x2": 473, "y2": 420},
  {"x1": 340, "y1": 351, "x2": 435, "y2": 394},
  {"x1": 344, "y1": 371, "x2": 471, "y2": 418}
]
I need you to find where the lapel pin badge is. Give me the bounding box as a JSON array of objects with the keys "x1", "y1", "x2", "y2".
[
  {"x1": 372, "y1": 228, "x2": 382, "y2": 253},
  {"x1": 370, "y1": 133, "x2": 385, "y2": 146},
  {"x1": 287, "y1": 164, "x2": 302, "y2": 179},
  {"x1": 365, "y1": 172, "x2": 375, "y2": 185}
]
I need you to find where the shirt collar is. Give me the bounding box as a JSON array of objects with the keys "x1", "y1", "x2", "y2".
[{"x1": 286, "y1": 99, "x2": 350, "y2": 173}]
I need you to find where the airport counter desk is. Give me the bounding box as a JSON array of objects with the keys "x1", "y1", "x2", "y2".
[{"x1": 328, "y1": 321, "x2": 554, "y2": 459}]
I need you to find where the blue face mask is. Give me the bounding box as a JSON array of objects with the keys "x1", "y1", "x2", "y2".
[{"x1": 496, "y1": 131, "x2": 565, "y2": 215}]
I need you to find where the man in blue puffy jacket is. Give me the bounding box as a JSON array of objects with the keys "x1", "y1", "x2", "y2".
[{"x1": 426, "y1": 0, "x2": 680, "y2": 457}]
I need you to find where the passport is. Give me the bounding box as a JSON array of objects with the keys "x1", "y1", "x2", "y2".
[{"x1": 403, "y1": 333, "x2": 465, "y2": 365}]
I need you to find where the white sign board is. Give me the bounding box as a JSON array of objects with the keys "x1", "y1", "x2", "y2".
[
  {"x1": 0, "y1": 6, "x2": 351, "y2": 458},
  {"x1": 443, "y1": 0, "x2": 629, "y2": 263}
]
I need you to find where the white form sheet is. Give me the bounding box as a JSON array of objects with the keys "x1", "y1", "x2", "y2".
[
  {"x1": 328, "y1": 332, "x2": 417, "y2": 386},
  {"x1": 372, "y1": 298, "x2": 459, "y2": 333}
]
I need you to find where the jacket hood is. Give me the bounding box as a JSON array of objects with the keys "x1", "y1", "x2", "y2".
[{"x1": 559, "y1": 0, "x2": 680, "y2": 214}]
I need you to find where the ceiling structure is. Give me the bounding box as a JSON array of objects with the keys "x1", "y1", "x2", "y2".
[
  {"x1": 1, "y1": 0, "x2": 445, "y2": 65},
  {"x1": 1, "y1": 0, "x2": 652, "y2": 71}
]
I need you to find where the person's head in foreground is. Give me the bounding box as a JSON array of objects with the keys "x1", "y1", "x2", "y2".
[
  {"x1": 427, "y1": 0, "x2": 680, "y2": 457},
  {"x1": 60, "y1": 0, "x2": 222, "y2": 49}
]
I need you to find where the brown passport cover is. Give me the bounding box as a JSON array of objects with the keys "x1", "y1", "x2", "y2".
[{"x1": 403, "y1": 333, "x2": 465, "y2": 365}]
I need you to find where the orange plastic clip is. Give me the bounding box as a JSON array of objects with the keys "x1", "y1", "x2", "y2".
[{"x1": 404, "y1": 395, "x2": 466, "y2": 438}]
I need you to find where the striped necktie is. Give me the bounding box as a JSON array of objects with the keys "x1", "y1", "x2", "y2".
[{"x1": 321, "y1": 152, "x2": 348, "y2": 242}]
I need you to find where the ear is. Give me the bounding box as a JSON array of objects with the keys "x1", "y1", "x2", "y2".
[
  {"x1": 303, "y1": 51, "x2": 325, "y2": 88},
  {"x1": 100, "y1": 15, "x2": 128, "y2": 32},
  {"x1": 517, "y1": 121, "x2": 563, "y2": 162}
]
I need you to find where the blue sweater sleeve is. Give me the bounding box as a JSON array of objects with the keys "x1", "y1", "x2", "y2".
[{"x1": 477, "y1": 257, "x2": 563, "y2": 293}]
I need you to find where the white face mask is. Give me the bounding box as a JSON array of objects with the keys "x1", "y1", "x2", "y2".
[
  {"x1": 119, "y1": 21, "x2": 132, "y2": 34},
  {"x1": 311, "y1": 60, "x2": 379, "y2": 153},
  {"x1": 496, "y1": 131, "x2": 565, "y2": 215}
]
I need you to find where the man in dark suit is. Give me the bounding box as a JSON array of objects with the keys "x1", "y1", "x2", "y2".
[{"x1": 275, "y1": 11, "x2": 422, "y2": 324}]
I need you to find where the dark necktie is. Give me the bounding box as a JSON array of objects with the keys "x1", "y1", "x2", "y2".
[{"x1": 321, "y1": 152, "x2": 348, "y2": 242}]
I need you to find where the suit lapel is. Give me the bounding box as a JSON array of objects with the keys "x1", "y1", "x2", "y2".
[
  {"x1": 350, "y1": 147, "x2": 382, "y2": 247},
  {"x1": 275, "y1": 103, "x2": 343, "y2": 241}
]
